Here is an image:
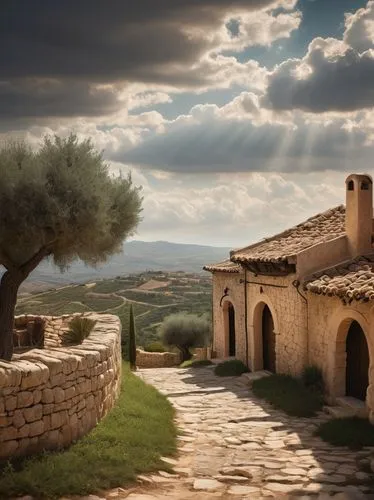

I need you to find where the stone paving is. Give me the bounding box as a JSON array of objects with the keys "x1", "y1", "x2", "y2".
[{"x1": 73, "y1": 366, "x2": 374, "y2": 500}]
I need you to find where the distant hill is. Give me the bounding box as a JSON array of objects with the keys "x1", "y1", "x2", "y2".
[{"x1": 22, "y1": 240, "x2": 230, "y2": 293}]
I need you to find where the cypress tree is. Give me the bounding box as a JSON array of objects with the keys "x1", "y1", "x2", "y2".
[{"x1": 129, "y1": 304, "x2": 137, "y2": 370}]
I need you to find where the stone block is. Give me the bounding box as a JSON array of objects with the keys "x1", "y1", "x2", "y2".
[
  {"x1": 42, "y1": 388, "x2": 54, "y2": 404},
  {"x1": 0, "y1": 439, "x2": 18, "y2": 458},
  {"x1": 43, "y1": 403, "x2": 54, "y2": 415},
  {"x1": 24, "y1": 404, "x2": 43, "y2": 423},
  {"x1": 33, "y1": 389, "x2": 42, "y2": 404},
  {"x1": 0, "y1": 426, "x2": 17, "y2": 441},
  {"x1": 53, "y1": 387, "x2": 65, "y2": 403},
  {"x1": 29, "y1": 420, "x2": 44, "y2": 437},
  {"x1": 17, "y1": 391, "x2": 33, "y2": 408},
  {"x1": 18, "y1": 423, "x2": 30, "y2": 438},
  {"x1": 5, "y1": 395, "x2": 17, "y2": 412},
  {"x1": 12, "y1": 409, "x2": 26, "y2": 429},
  {"x1": 64, "y1": 386, "x2": 76, "y2": 400}
]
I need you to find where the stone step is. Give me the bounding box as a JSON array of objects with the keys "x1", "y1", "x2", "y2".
[
  {"x1": 323, "y1": 405, "x2": 357, "y2": 419},
  {"x1": 335, "y1": 396, "x2": 368, "y2": 418},
  {"x1": 324, "y1": 396, "x2": 369, "y2": 419},
  {"x1": 240, "y1": 370, "x2": 272, "y2": 387}
]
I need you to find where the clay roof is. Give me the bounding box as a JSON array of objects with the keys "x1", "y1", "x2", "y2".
[
  {"x1": 231, "y1": 205, "x2": 346, "y2": 264},
  {"x1": 304, "y1": 255, "x2": 374, "y2": 301},
  {"x1": 203, "y1": 259, "x2": 241, "y2": 273}
]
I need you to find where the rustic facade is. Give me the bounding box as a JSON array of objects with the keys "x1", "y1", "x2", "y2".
[{"x1": 204, "y1": 174, "x2": 374, "y2": 422}]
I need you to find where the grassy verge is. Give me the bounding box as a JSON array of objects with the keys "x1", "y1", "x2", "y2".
[
  {"x1": 0, "y1": 363, "x2": 177, "y2": 499},
  {"x1": 214, "y1": 359, "x2": 249, "y2": 377},
  {"x1": 316, "y1": 417, "x2": 374, "y2": 449},
  {"x1": 252, "y1": 374, "x2": 323, "y2": 417}
]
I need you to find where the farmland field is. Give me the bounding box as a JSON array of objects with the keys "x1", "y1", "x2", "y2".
[{"x1": 16, "y1": 271, "x2": 212, "y2": 352}]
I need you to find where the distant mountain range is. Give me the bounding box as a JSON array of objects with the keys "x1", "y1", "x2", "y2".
[{"x1": 22, "y1": 240, "x2": 231, "y2": 293}]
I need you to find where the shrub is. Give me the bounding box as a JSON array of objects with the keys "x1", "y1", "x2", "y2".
[
  {"x1": 302, "y1": 365, "x2": 325, "y2": 394},
  {"x1": 252, "y1": 374, "x2": 323, "y2": 417},
  {"x1": 160, "y1": 313, "x2": 211, "y2": 362},
  {"x1": 180, "y1": 359, "x2": 213, "y2": 368},
  {"x1": 316, "y1": 417, "x2": 374, "y2": 449},
  {"x1": 214, "y1": 359, "x2": 248, "y2": 377},
  {"x1": 143, "y1": 341, "x2": 166, "y2": 353},
  {"x1": 62, "y1": 316, "x2": 97, "y2": 345}
]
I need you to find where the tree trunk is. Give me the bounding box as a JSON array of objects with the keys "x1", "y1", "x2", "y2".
[
  {"x1": 177, "y1": 345, "x2": 192, "y2": 362},
  {"x1": 0, "y1": 271, "x2": 21, "y2": 361}
]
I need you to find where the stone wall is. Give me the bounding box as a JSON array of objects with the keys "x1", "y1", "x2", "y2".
[
  {"x1": 0, "y1": 313, "x2": 121, "y2": 460},
  {"x1": 136, "y1": 348, "x2": 180, "y2": 368},
  {"x1": 308, "y1": 295, "x2": 374, "y2": 421},
  {"x1": 212, "y1": 271, "x2": 307, "y2": 375}
]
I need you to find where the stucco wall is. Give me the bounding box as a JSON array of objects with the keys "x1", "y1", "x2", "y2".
[
  {"x1": 308, "y1": 295, "x2": 374, "y2": 421},
  {"x1": 211, "y1": 271, "x2": 307, "y2": 375},
  {"x1": 0, "y1": 313, "x2": 121, "y2": 460}
]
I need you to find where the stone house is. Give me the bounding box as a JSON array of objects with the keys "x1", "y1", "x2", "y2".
[{"x1": 204, "y1": 174, "x2": 374, "y2": 422}]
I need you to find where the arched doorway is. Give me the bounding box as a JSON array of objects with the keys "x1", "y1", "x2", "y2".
[
  {"x1": 262, "y1": 305, "x2": 276, "y2": 372},
  {"x1": 227, "y1": 303, "x2": 236, "y2": 356},
  {"x1": 346, "y1": 320, "x2": 369, "y2": 401}
]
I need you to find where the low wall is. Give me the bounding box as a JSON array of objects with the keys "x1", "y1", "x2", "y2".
[
  {"x1": 136, "y1": 349, "x2": 180, "y2": 368},
  {"x1": 0, "y1": 313, "x2": 122, "y2": 460}
]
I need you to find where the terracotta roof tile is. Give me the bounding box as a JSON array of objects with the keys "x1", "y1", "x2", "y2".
[
  {"x1": 304, "y1": 255, "x2": 374, "y2": 301},
  {"x1": 203, "y1": 259, "x2": 241, "y2": 273},
  {"x1": 231, "y1": 205, "x2": 346, "y2": 264}
]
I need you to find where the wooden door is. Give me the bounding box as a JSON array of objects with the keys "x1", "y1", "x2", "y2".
[
  {"x1": 262, "y1": 305, "x2": 276, "y2": 372},
  {"x1": 346, "y1": 321, "x2": 369, "y2": 401},
  {"x1": 228, "y1": 303, "x2": 236, "y2": 356}
]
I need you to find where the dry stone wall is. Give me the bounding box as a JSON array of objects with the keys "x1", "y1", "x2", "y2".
[
  {"x1": 0, "y1": 313, "x2": 121, "y2": 460},
  {"x1": 136, "y1": 348, "x2": 180, "y2": 368}
]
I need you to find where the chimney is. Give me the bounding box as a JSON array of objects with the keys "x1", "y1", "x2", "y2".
[{"x1": 345, "y1": 174, "x2": 373, "y2": 256}]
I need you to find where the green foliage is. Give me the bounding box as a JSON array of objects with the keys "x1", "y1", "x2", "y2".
[
  {"x1": 315, "y1": 417, "x2": 374, "y2": 449},
  {"x1": 160, "y1": 313, "x2": 211, "y2": 362},
  {"x1": 160, "y1": 313, "x2": 211, "y2": 349},
  {"x1": 62, "y1": 316, "x2": 97, "y2": 345},
  {"x1": 214, "y1": 359, "x2": 248, "y2": 377},
  {"x1": 252, "y1": 374, "x2": 323, "y2": 417},
  {"x1": 180, "y1": 359, "x2": 213, "y2": 368},
  {"x1": 0, "y1": 135, "x2": 142, "y2": 269},
  {"x1": 128, "y1": 304, "x2": 137, "y2": 370},
  {"x1": 143, "y1": 341, "x2": 166, "y2": 353},
  {"x1": 302, "y1": 365, "x2": 325, "y2": 394},
  {"x1": 0, "y1": 363, "x2": 177, "y2": 498}
]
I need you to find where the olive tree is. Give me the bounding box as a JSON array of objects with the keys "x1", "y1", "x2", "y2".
[
  {"x1": 160, "y1": 313, "x2": 211, "y2": 362},
  {"x1": 0, "y1": 134, "x2": 142, "y2": 360}
]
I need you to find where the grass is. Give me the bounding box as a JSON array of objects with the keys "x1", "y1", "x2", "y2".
[
  {"x1": 252, "y1": 374, "x2": 323, "y2": 417},
  {"x1": 316, "y1": 417, "x2": 374, "y2": 450},
  {"x1": 0, "y1": 363, "x2": 177, "y2": 499},
  {"x1": 180, "y1": 359, "x2": 213, "y2": 368},
  {"x1": 214, "y1": 359, "x2": 249, "y2": 377}
]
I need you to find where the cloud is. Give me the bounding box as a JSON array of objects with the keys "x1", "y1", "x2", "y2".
[
  {"x1": 264, "y1": 2, "x2": 374, "y2": 113},
  {"x1": 119, "y1": 97, "x2": 371, "y2": 173},
  {"x1": 344, "y1": 1, "x2": 374, "y2": 52},
  {"x1": 0, "y1": 0, "x2": 299, "y2": 121},
  {"x1": 132, "y1": 169, "x2": 346, "y2": 246}
]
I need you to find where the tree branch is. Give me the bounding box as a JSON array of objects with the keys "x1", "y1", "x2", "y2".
[
  {"x1": 20, "y1": 244, "x2": 54, "y2": 277},
  {"x1": 0, "y1": 250, "x2": 17, "y2": 273}
]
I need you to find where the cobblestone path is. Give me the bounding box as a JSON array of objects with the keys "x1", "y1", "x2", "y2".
[{"x1": 74, "y1": 366, "x2": 374, "y2": 500}]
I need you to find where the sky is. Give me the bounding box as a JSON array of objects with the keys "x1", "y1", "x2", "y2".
[{"x1": 2, "y1": 0, "x2": 374, "y2": 248}]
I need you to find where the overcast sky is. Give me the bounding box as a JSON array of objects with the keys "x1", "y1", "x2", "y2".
[{"x1": 2, "y1": 0, "x2": 374, "y2": 247}]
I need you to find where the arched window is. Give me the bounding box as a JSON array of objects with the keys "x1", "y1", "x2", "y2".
[{"x1": 347, "y1": 180, "x2": 354, "y2": 191}]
